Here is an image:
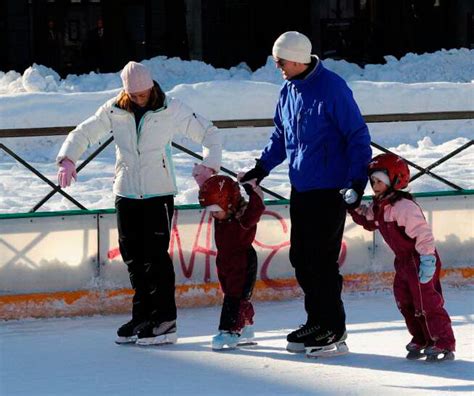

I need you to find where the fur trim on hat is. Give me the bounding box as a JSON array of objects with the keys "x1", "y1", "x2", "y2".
[{"x1": 371, "y1": 171, "x2": 391, "y2": 187}]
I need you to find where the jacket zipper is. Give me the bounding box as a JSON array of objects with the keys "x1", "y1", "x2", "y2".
[
  {"x1": 164, "y1": 202, "x2": 172, "y2": 236},
  {"x1": 135, "y1": 113, "x2": 146, "y2": 197}
]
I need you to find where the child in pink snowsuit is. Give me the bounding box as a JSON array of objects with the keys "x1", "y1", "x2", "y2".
[{"x1": 343, "y1": 153, "x2": 455, "y2": 361}]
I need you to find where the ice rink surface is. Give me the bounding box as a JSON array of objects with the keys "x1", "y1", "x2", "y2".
[{"x1": 1, "y1": 288, "x2": 473, "y2": 396}]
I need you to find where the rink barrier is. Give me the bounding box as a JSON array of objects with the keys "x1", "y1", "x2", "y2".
[
  {"x1": 0, "y1": 190, "x2": 473, "y2": 320},
  {"x1": 1, "y1": 268, "x2": 472, "y2": 320},
  {"x1": 1, "y1": 110, "x2": 472, "y2": 211}
]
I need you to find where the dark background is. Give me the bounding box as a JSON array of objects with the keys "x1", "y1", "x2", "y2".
[{"x1": 1, "y1": 0, "x2": 473, "y2": 76}]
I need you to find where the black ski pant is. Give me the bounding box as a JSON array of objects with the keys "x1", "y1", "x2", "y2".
[
  {"x1": 115, "y1": 195, "x2": 176, "y2": 324},
  {"x1": 289, "y1": 188, "x2": 346, "y2": 333}
]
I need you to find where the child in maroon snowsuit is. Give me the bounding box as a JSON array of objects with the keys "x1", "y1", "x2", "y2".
[
  {"x1": 343, "y1": 153, "x2": 455, "y2": 361},
  {"x1": 198, "y1": 175, "x2": 265, "y2": 350}
]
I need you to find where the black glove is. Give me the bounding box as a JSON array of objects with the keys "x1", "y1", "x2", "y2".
[
  {"x1": 240, "y1": 160, "x2": 269, "y2": 185},
  {"x1": 242, "y1": 182, "x2": 254, "y2": 195},
  {"x1": 342, "y1": 182, "x2": 365, "y2": 210}
]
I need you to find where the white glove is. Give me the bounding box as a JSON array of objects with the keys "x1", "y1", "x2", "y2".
[{"x1": 340, "y1": 188, "x2": 358, "y2": 205}]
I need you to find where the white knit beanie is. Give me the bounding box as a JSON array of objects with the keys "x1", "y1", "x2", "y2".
[
  {"x1": 272, "y1": 31, "x2": 312, "y2": 64},
  {"x1": 120, "y1": 61, "x2": 154, "y2": 94},
  {"x1": 371, "y1": 171, "x2": 391, "y2": 186}
]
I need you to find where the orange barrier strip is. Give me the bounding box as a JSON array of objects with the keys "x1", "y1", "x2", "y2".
[{"x1": 1, "y1": 268, "x2": 472, "y2": 320}]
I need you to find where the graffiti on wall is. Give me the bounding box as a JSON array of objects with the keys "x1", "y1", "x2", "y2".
[{"x1": 107, "y1": 208, "x2": 347, "y2": 288}]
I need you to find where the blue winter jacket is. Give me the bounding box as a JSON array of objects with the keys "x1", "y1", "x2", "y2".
[{"x1": 259, "y1": 59, "x2": 372, "y2": 192}]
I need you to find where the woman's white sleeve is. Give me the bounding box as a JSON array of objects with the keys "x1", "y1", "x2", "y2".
[
  {"x1": 172, "y1": 99, "x2": 222, "y2": 171},
  {"x1": 56, "y1": 105, "x2": 113, "y2": 164}
]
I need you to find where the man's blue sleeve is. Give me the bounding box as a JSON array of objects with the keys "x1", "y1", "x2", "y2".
[
  {"x1": 332, "y1": 83, "x2": 372, "y2": 188},
  {"x1": 258, "y1": 101, "x2": 287, "y2": 173}
]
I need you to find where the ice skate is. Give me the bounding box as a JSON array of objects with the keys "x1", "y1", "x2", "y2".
[
  {"x1": 237, "y1": 325, "x2": 257, "y2": 346},
  {"x1": 305, "y1": 329, "x2": 349, "y2": 358},
  {"x1": 115, "y1": 319, "x2": 147, "y2": 344},
  {"x1": 424, "y1": 346, "x2": 455, "y2": 362},
  {"x1": 211, "y1": 331, "x2": 240, "y2": 350},
  {"x1": 405, "y1": 342, "x2": 425, "y2": 360},
  {"x1": 136, "y1": 320, "x2": 177, "y2": 346},
  {"x1": 286, "y1": 323, "x2": 321, "y2": 353}
]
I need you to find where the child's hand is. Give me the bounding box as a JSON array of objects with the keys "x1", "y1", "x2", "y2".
[
  {"x1": 237, "y1": 172, "x2": 257, "y2": 195},
  {"x1": 192, "y1": 163, "x2": 215, "y2": 187},
  {"x1": 353, "y1": 204, "x2": 369, "y2": 216},
  {"x1": 419, "y1": 255, "x2": 436, "y2": 284}
]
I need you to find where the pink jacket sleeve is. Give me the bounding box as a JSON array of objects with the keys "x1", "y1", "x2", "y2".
[{"x1": 388, "y1": 199, "x2": 436, "y2": 255}]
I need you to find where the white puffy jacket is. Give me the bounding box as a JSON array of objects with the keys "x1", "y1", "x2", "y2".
[{"x1": 57, "y1": 96, "x2": 222, "y2": 198}]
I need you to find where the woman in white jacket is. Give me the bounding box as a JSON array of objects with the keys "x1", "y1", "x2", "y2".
[{"x1": 57, "y1": 61, "x2": 221, "y2": 345}]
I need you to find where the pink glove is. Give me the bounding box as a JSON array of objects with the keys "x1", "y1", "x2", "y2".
[
  {"x1": 192, "y1": 163, "x2": 215, "y2": 187},
  {"x1": 57, "y1": 158, "x2": 77, "y2": 188}
]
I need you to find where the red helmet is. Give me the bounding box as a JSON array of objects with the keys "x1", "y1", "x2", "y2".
[
  {"x1": 368, "y1": 153, "x2": 410, "y2": 190},
  {"x1": 199, "y1": 175, "x2": 241, "y2": 211}
]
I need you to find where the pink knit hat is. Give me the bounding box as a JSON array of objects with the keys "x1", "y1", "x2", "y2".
[{"x1": 120, "y1": 61, "x2": 153, "y2": 94}]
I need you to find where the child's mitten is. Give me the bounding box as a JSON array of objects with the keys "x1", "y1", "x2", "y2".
[{"x1": 419, "y1": 255, "x2": 436, "y2": 284}]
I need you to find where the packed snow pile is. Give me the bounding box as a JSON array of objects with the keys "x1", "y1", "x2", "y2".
[{"x1": 1, "y1": 48, "x2": 473, "y2": 95}]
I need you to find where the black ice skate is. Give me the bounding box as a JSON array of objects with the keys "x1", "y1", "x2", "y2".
[
  {"x1": 304, "y1": 328, "x2": 349, "y2": 358},
  {"x1": 136, "y1": 320, "x2": 178, "y2": 346},
  {"x1": 286, "y1": 323, "x2": 321, "y2": 353},
  {"x1": 115, "y1": 319, "x2": 148, "y2": 344},
  {"x1": 405, "y1": 342, "x2": 426, "y2": 360},
  {"x1": 424, "y1": 346, "x2": 455, "y2": 362}
]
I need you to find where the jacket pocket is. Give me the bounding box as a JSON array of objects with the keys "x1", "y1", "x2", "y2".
[{"x1": 161, "y1": 154, "x2": 170, "y2": 177}]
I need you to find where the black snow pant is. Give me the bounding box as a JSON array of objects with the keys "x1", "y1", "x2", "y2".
[
  {"x1": 289, "y1": 187, "x2": 346, "y2": 333},
  {"x1": 115, "y1": 195, "x2": 177, "y2": 324}
]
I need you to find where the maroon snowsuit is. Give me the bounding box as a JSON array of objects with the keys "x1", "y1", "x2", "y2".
[
  {"x1": 350, "y1": 196, "x2": 455, "y2": 351},
  {"x1": 214, "y1": 190, "x2": 265, "y2": 332}
]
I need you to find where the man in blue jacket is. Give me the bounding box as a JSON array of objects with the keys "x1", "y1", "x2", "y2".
[{"x1": 240, "y1": 31, "x2": 372, "y2": 357}]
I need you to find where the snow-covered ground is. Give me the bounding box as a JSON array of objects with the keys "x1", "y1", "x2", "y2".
[{"x1": 1, "y1": 288, "x2": 473, "y2": 396}]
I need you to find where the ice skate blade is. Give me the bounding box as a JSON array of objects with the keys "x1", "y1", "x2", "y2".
[
  {"x1": 136, "y1": 332, "x2": 177, "y2": 346},
  {"x1": 286, "y1": 342, "x2": 306, "y2": 353},
  {"x1": 212, "y1": 341, "x2": 239, "y2": 351},
  {"x1": 212, "y1": 340, "x2": 257, "y2": 350},
  {"x1": 212, "y1": 345, "x2": 238, "y2": 351},
  {"x1": 237, "y1": 341, "x2": 258, "y2": 347},
  {"x1": 305, "y1": 341, "x2": 349, "y2": 358},
  {"x1": 406, "y1": 350, "x2": 425, "y2": 360},
  {"x1": 115, "y1": 336, "x2": 137, "y2": 345},
  {"x1": 425, "y1": 351, "x2": 455, "y2": 362}
]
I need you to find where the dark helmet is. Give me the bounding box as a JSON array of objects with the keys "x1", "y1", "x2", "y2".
[
  {"x1": 198, "y1": 175, "x2": 241, "y2": 211},
  {"x1": 368, "y1": 153, "x2": 410, "y2": 190}
]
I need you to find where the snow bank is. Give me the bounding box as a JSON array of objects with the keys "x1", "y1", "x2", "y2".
[{"x1": 1, "y1": 48, "x2": 473, "y2": 95}]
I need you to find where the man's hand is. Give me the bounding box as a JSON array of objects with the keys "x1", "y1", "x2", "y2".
[
  {"x1": 239, "y1": 160, "x2": 269, "y2": 185},
  {"x1": 237, "y1": 172, "x2": 257, "y2": 195},
  {"x1": 340, "y1": 183, "x2": 364, "y2": 209}
]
